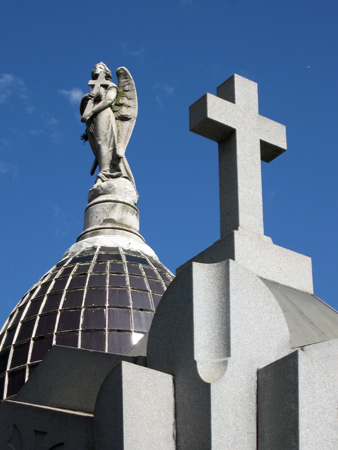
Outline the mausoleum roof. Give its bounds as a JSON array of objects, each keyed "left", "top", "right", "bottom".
[
  {"left": 0, "top": 62, "right": 176, "bottom": 402},
  {"left": 262, "top": 279, "right": 338, "bottom": 348},
  {"left": 0, "top": 240, "right": 173, "bottom": 400}
]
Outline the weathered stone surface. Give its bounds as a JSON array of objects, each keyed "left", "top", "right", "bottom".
[
  {"left": 81, "top": 63, "right": 137, "bottom": 186},
  {"left": 16, "top": 346, "right": 145, "bottom": 414},
  {"left": 79, "top": 63, "right": 143, "bottom": 244},
  {"left": 65, "top": 234, "right": 159, "bottom": 260},
  {"left": 78, "top": 175, "right": 143, "bottom": 242},
  {"left": 84, "top": 197, "right": 139, "bottom": 231},
  {"left": 0, "top": 400, "right": 93, "bottom": 449},
  {"left": 88, "top": 177, "right": 138, "bottom": 203},
  {"left": 80, "top": 194, "right": 142, "bottom": 242},
  {"left": 94, "top": 361, "right": 175, "bottom": 450}
]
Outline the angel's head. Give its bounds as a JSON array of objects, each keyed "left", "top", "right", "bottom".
[{"left": 91, "top": 62, "right": 112, "bottom": 80}]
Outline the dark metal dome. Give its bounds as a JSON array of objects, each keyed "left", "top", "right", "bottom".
[{"left": 0, "top": 244, "right": 173, "bottom": 400}]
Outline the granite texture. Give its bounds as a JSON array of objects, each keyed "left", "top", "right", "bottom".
[
  {"left": 94, "top": 361, "right": 175, "bottom": 450},
  {"left": 177, "top": 229, "right": 313, "bottom": 293},
  {"left": 148, "top": 259, "right": 291, "bottom": 449},
  {"left": 148, "top": 262, "right": 212, "bottom": 449},
  {"left": 303, "top": 338, "right": 338, "bottom": 391},
  {"left": 258, "top": 349, "right": 338, "bottom": 449},
  {"left": 190, "top": 74, "right": 286, "bottom": 238}
]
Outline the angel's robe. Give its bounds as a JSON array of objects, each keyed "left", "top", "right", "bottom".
[
  {"left": 81, "top": 76, "right": 136, "bottom": 188},
  {"left": 86, "top": 84, "right": 119, "bottom": 176}
]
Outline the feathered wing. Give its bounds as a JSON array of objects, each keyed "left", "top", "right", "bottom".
[{"left": 113, "top": 67, "right": 138, "bottom": 158}]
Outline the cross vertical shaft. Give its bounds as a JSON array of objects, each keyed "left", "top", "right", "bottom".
[{"left": 190, "top": 74, "right": 287, "bottom": 238}]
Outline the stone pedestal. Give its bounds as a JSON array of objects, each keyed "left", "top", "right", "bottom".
[
  {"left": 94, "top": 362, "right": 175, "bottom": 450},
  {"left": 78, "top": 177, "right": 144, "bottom": 242}
]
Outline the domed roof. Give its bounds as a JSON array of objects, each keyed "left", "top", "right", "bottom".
[
  {"left": 0, "top": 241, "right": 173, "bottom": 400},
  {"left": 0, "top": 62, "right": 175, "bottom": 401}
]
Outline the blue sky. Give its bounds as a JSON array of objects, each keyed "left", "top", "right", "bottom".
[{"left": 0, "top": 0, "right": 337, "bottom": 327}]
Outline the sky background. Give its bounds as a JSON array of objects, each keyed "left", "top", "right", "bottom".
[{"left": 0, "top": 0, "right": 337, "bottom": 327}]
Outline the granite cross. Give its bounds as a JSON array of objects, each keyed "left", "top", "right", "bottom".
[{"left": 189, "top": 74, "right": 287, "bottom": 238}]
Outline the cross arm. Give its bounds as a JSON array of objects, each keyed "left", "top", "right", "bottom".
[
  {"left": 258, "top": 115, "right": 287, "bottom": 162},
  {"left": 88, "top": 79, "right": 111, "bottom": 88},
  {"left": 189, "top": 93, "right": 238, "bottom": 142}
]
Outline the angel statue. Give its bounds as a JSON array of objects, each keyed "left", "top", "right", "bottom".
[{"left": 80, "top": 62, "right": 138, "bottom": 187}]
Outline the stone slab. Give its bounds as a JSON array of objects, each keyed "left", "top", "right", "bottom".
[
  {"left": 148, "top": 262, "right": 213, "bottom": 449},
  {"left": 0, "top": 399, "right": 93, "bottom": 449},
  {"left": 262, "top": 279, "right": 338, "bottom": 347},
  {"left": 148, "top": 259, "right": 290, "bottom": 449},
  {"left": 258, "top": 350, "right": 338, "bottom": 449},
  {"left": 258, "top": 351, "right": 299, "bottom": 449},
  {"left": 177, "top": 229, "right": 313, "bottom": 293},
  {"left": 207, "top": 260, "right": 290, "bottom": 449},
  {"left": 94, "top": 361, "right": 175, "bottom": 450},
  {"left": 16, "top": 345, "right": 145, "bottom": 413}
]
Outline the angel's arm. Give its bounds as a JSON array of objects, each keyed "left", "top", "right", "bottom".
[
  {"left": 80, "top": 92, "right": 93, "bottom": 116},
  {"left": 81, "top": 86, "right": 117, "bottom": 123}
]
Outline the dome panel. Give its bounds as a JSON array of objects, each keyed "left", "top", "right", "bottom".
[{"left": 0, "top": 245, "right": 173, "bottom": 400}]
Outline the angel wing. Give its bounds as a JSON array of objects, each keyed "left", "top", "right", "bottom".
[{"left": 113, "top": 67, "right": 138, "bottom": 158}]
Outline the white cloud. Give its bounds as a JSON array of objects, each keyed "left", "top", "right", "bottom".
[
  {"left": 163, "top": 85, "right": 175, "bottom": 96},
  {"left": 121, "top": 43, "right": 145, "bottom": 60},
  {"left": 51, "top": 204, "right": 70, "bottom": 236},
  {"left": 0, "top": 160, "right": 18, "bottom": 179},
  {"left": 0, "top": 73, "right": 28, "bottom": 103},
  {"left": 0, "top": 138, "right": 10, "bottom": 150},
  {"left": 26, "top": 105, "right": 35, "bottom": 114},
  {"left": 26, "top": 113, "right": 59, "bottom": 137},
  {"left": 155, "top": 94, "right": 165, "bottom": 112},
  {"left": 28, "top": 129, "right": 44, "bottom": 136},
  {"left": 153, "top": 84, "right": 175, "bottom": 111},
  {"left": 153, "top": 83, "right": 175, "bottom": 96},
  {"left": 59, "top": 88, "right": 84, "bottom": 106},
  {"left": 41, "top": 112, "right": 59, "bottom": 128}
]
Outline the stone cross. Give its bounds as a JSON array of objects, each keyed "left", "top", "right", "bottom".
[
  {"left": 189, "top": 74, "right": 287, "bottom": 238},
  {"left": 87, "top": 70, "right": 111, "bottom": 91},
  {"left": 83, "top": 71, "right": 111, "bottom": 117}
]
